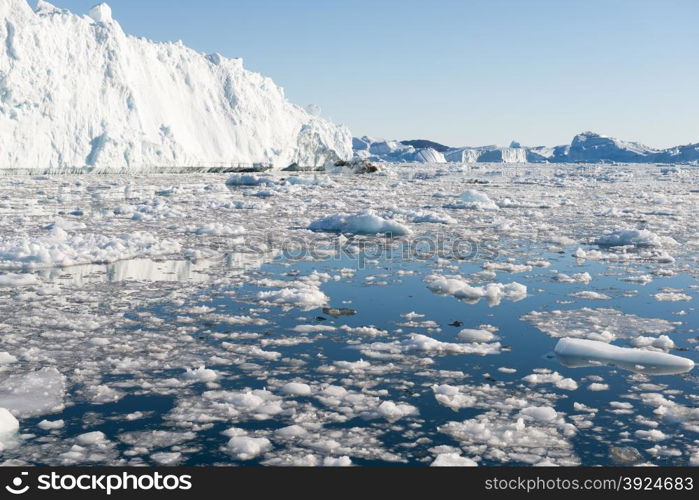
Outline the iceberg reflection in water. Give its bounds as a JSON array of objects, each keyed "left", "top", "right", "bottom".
[
  {"left": 555, "top": 338, "right": 695, "bottom": 376},
  {"left": 21, "top": 253, "right": 267, "bottom": 286}
]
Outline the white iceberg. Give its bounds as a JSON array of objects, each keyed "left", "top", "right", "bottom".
[
  {"left": 554, "top": 338, "right": 694, "bottom": 375},
  {"left": 0, "top": 0, "right": 351, "bottom": 172}
]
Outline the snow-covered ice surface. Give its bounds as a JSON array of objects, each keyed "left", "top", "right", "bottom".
[{"left": 0, "top": 163, "right": 697, "bottom": 466}]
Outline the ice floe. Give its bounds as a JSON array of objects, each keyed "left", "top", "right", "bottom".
[
  {"left": 555, "top": 338, "right": 694, "bottom": 375},
  {"left": 426, "top": 274, "right": 527, "bottom": 306},
  {"left": 308, "top": 210, "right": 411, "bottom": 236}
]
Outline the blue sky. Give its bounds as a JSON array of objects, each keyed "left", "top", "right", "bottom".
[{"left": 49, "top": 0, "right": 699, "bottom": 148}]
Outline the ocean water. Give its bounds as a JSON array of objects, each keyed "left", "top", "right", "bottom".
[
  {"left": 0, "top": 165, "right": 697, "bottom": 466},
  {"left": 6, "top": 241, "right": 697, "bottom": 466}
]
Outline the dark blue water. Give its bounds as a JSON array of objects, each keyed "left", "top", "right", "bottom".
[{"left": 16, "top": 241, "right": 696, "bottom": 466}]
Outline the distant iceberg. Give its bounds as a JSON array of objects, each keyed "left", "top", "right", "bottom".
[{"left": 354, "top": 131, "right": 699, "bottom": 165}]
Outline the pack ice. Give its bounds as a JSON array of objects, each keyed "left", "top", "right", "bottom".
[{"left": 0, "top": 1, "right": 352, "bottom": 172}]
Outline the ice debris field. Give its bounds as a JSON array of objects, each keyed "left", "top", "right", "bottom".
[{"left": 0, "top": 163, "right": 698, "bottom": 466}]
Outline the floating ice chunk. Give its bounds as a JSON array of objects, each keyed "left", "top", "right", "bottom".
[
  {"left": 630, "top": 335, "right": 675, "bottom": 351},
  {"left": 376, "top": 401, "right": 419, "bottom": 421},
  {"left": 412, "top": 212, "right": 456, "bottom": 224},
  {"left": 444, "top": 190, "right": 499, "bottom": 210},
  {"left": 225, "top": 174, "right": 274, "bottom": 187},
  {"left": 201, "top": 389, "right": 284, "bottom": 420},
  {"left": 76, "top": 431, "right": 107, "bottom": 446},
  {"left": 439, "top": 411, "right": 578, "bottom": 466},
  {"left": 654, "top": 292, "right": 691, "bottom": 302},
  {"left": 284, "top": 175, "right": 333, "bottom": 187},
  {"left": 274, "top": 425, "right": 308, "bottom": 439},
  {"left": 0, "top": 408, "right": 19, "bottom": 437},
  {"left": 432, "top": 384, "right": 477, "bottom": 410},
  {"left": 87, "top": 384, "right": 124, "bottom": 403},
  {"left": 635, "top": 429, "right": 667, "bottom": 442},
  {"left": 426, "top": 274, "right": 527, "bottom": 306},
  {"left": 457, "top": 328, "right": 496, "bottom": 343},
  {"left": 569, "top": 291, "right": 611, "bottom": 300},
  {"left": 522, "top": 371, "right": 578, "bottom": 391},
  {"left": 151, "top": 452, "right": 182, "bottom": 465},
  {"left": 401, "top": 334, "right": 501, "bottom": 355},
  {"left": 483, "top": 262, "right": 532, "bottom": 273},
  {"left": 226, "top": 436, "right": 272, "bottom": 460},
  {"left": 280, "top": 382, "right": 312, "bottom": 396},
  {"left": 308, "top": 210, "right": 411, "bottom": 236},
  {"left": 431, "top": 453, "right": 478, "bottom": 466},
  {"left": 0, "top": 352, "right": 18, "bottom": 365},
  {"left": 595, "top": 229, "right": 677, "bottom": 248},
  {"left": 38, "top": 419, "right": 65, "bottom": 431},
  {"left": 184, "top": 366, "right": 219, "bottom": 382},
  {"left": 292, "top": 324, "right": 336, "bottom": 333},
  {"left": 520, "top": 406, "right": 558, "bottom": 423},
  {"left": 322, "top": 456, "right": 352, "bottom": 466},
  {"left": 257, "top": 286, "right": 328, "bottom": 311},
  {"left": 0, "top": 368, "right": 66, "bottom": 418},
  {"left": 0, "top": 408, "right": 19, "bottom": 452},
  {"left": 189, "top": 223, "right": 245, "bottom": 237},
  {"left": 554, "top": 272, "right": 592, "bottom": 284},
  {"left": 522, "top": 308, "right": 674, "bottom": 342},
  {"left": 555, "top": 338, "right": 694, "bottom": 375}
]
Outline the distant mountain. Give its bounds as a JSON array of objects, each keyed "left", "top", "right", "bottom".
[
  {"left": 354, "top": 132, "right": 699, "bottom": 165},
  {"left": 400, "top": 140, "right": 451, "bottom": 153}
]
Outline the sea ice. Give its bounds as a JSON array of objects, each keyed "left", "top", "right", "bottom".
[
  {"left": 308, "top": 210, "right": 411, "bottom": 236},
  {"left": 426, "top": 274, "right": 527, "bottom": 306},
  {"left": 595, "top": 229, "right": 677, "bottom": 248},
  {"left": 0, "top": 368, "right": 66, "bottom": 418},
  {"left": 555, "top": 338, "right": 694, "bottom": 375},
  {"left": 444, "top": 190, "right": 499, "bottom": 210},
  {"left": 431, "top": 453, "right": 478, "bottom": 466}
]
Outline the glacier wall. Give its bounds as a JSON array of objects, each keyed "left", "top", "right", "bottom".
[{"left": 0, "top": 1, "right": 352, "bottom": 172}]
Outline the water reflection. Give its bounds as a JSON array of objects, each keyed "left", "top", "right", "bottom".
[{"left": 17, "top": 253, "right": 267, "bottom": 286}]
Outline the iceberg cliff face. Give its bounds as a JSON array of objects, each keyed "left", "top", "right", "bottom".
[
  {"left": 0, "top": 1, "right": 352, "bottom": 171},
  {"left": 565, "top": 132, "right": 657, "bottom": 163}
]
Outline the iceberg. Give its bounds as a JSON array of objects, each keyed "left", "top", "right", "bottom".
[
  {"left": 308, "top": 211, "right": 411, "bottom": 236},
  {"left": 554, "top": 338, "right": 695, "bottom": 375},
  {"left": 353, "top": 131, "right": 699, "bottom": 165},
  {"left": 0, "top": 1, "right": 351, "bottom": 172}
]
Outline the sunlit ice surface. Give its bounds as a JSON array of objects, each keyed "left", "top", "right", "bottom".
[{"left": 0, "top": 163, "right": 697, "bottom": 466}]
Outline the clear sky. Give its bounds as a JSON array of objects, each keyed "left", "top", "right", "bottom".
[{"left": 49, "top": 0, "right": 699, "bottom": 148}]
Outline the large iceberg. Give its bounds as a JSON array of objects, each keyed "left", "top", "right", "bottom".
[{"left": 0, "top": 1, "right": 352, "bottom": 172}]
